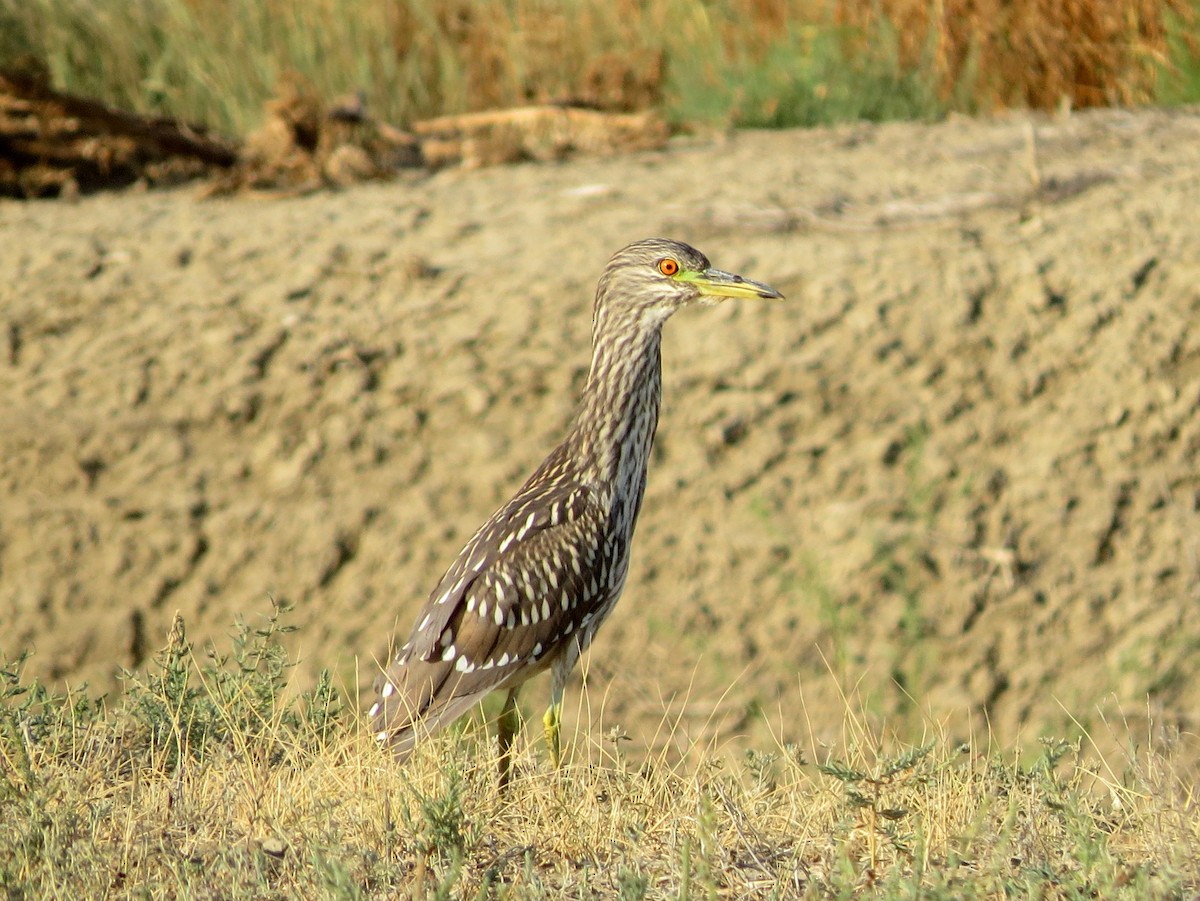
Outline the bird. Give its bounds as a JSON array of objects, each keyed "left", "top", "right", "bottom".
[{"left": 369, "top": 238, "right": 783, "bottom": 785}]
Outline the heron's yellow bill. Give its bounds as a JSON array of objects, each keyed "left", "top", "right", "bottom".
[{"left": 680, "top": 267, "right": 784, "bottom": 300}]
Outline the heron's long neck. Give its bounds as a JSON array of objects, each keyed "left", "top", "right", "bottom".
[{"left": 572, "top": 320, "right": 663, "bottom": 510}]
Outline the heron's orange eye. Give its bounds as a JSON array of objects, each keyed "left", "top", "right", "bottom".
[{"left": 658, "top": 258, "right": 679, "bottom": 276}]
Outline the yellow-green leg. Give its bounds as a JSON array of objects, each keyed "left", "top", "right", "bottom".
[
  {"left": 544, "top": 649, "right": 574, "bottom": 769},
  {"left": 497, "top": 687, "right": 521, "bottom": 789},
  {"left": 542, "top": 701, "right": 562, "bottom": 768}
]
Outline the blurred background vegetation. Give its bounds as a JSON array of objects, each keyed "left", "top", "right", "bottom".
[{"left": 1, "top": 0, "right": 1198, "bottom": 137}]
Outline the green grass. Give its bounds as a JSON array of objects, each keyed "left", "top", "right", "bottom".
[
  {"left": 0, "top": 0, "right": 412, "bottom": 136},
  {"left": 2, "top": 605, "right": 1197, "bottom": 898},
  {"left": 1160, "top": 2, "right": 1200, "bottom": 104},
  {"left": 669, "top": 19, "right": 943, "bottom": 130}
]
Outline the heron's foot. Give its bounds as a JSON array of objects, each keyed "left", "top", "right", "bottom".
[{"left": 542, "top": 702, "right": 562, "bottom": 769}]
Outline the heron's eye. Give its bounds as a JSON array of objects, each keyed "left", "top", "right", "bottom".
[{"left": 658, "top": 258, "right": 679, "bottom": 276}]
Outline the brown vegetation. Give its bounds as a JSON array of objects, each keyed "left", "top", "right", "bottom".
[{"left": 838, "top": 0, "right": 1197, "bottom": 108}]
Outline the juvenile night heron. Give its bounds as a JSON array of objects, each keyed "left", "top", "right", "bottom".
[{"left": 370, "top": 238, "right": 782, "bottom": 783}]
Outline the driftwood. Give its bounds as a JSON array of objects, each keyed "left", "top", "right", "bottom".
[
  {"left": 412, "top": 106, "right": 668, "bottom": 169},
  {"left": 1, "top": 61, "right": 669, "bottom": 198},
  {"left": 200, "top": 73, "right": 423, "bottom": 198},
  {"left": 0, "top": 61, "right": 238, "bottom": 198}
]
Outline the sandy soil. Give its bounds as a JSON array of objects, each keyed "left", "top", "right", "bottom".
[{"left": 3, "top": 107, "right": 1199, "bottom": 765}]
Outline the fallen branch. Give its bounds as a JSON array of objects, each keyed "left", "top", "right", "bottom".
[{"left": 0, "top": 62, "right": 237, "bottom": 197}]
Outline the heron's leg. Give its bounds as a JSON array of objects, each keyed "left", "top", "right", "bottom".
[
  {"left": 543, "top": 683, "right": 563, "bottom": 769},
  {"left": 497, "top": 686, "right": 522, "bottom": 789},
  {"left": 544, "top": 643, "right": 579, "bottom": 769}
]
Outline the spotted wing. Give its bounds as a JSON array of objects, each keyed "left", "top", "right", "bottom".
[{"left": 370, "top": 470, "right": 616, "bottom": 760}]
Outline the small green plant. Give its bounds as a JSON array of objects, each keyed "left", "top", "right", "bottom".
[
  {"left": 744, "top": 747, "right": 780, "bottom": 792},
  {"left": 0, "top": 652, "right": 105, "bottom": 792},
  {"left": 693, "top": 789, "right": 722, "bottom": 901},
  {"left": 418, "top": 764, "right": 471, "bottom": 866},
  {"left": 393, "top": 755, "right": 483, "bottom": 898},
  {"left": 121, "top": 598, "right": 344, "bottom": 770},
  {"left": 819, "top": 742, "right": 935, "bottom": 878},
  {"left": 617, "top": 864, "right": 649, "bottom": 901}
]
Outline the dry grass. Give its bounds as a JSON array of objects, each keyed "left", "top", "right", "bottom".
[
  {"left": 837, "top": 0, "right": 1198, "bottom": 109},
  {"left": 0, "top": 0, "right": 1196, "bottom": 137},
  {"left": 3, "top": 605, "right": 1198, "bottom": 898}
]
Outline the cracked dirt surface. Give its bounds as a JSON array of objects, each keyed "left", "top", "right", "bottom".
[{"left": 3, "top": 107, "right": 1199, "bottom": 764}]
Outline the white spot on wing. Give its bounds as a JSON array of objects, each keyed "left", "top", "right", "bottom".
[
  {"left": 382, "top": 682, "right": 395, "bottom": 698},
  {"left": 369, "top": 702, "right": 380, "bottom": 717},
  {"left": 494, "top": 605, "right": 504, "bottom": 626},
  {"left": 456, "top": 655, "right": 474, "bottom": 673},
  {"left": 442, "top": 644, "right": 456, "bottom": 662},
  {"left": 376, "top": 730, "right": 390, "bottom": 742},
  {"left": 541, "top": 598, "right": 551, "bottom": 621},
  {"left": 519, "top": 511, "right": 537, "bottom": 538}
]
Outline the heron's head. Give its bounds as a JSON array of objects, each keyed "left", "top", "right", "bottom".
[{"left": 595, "top": 238, "right": 783, "bottom": 330}]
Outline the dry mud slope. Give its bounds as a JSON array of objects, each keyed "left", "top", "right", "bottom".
[{"left": 3, "top": 108, "right": 1199, "bottom": 766}]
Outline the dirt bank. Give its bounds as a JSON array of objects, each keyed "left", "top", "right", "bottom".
[{"left": 3, "top": 107, "right": 1199, "bottom": 765}]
